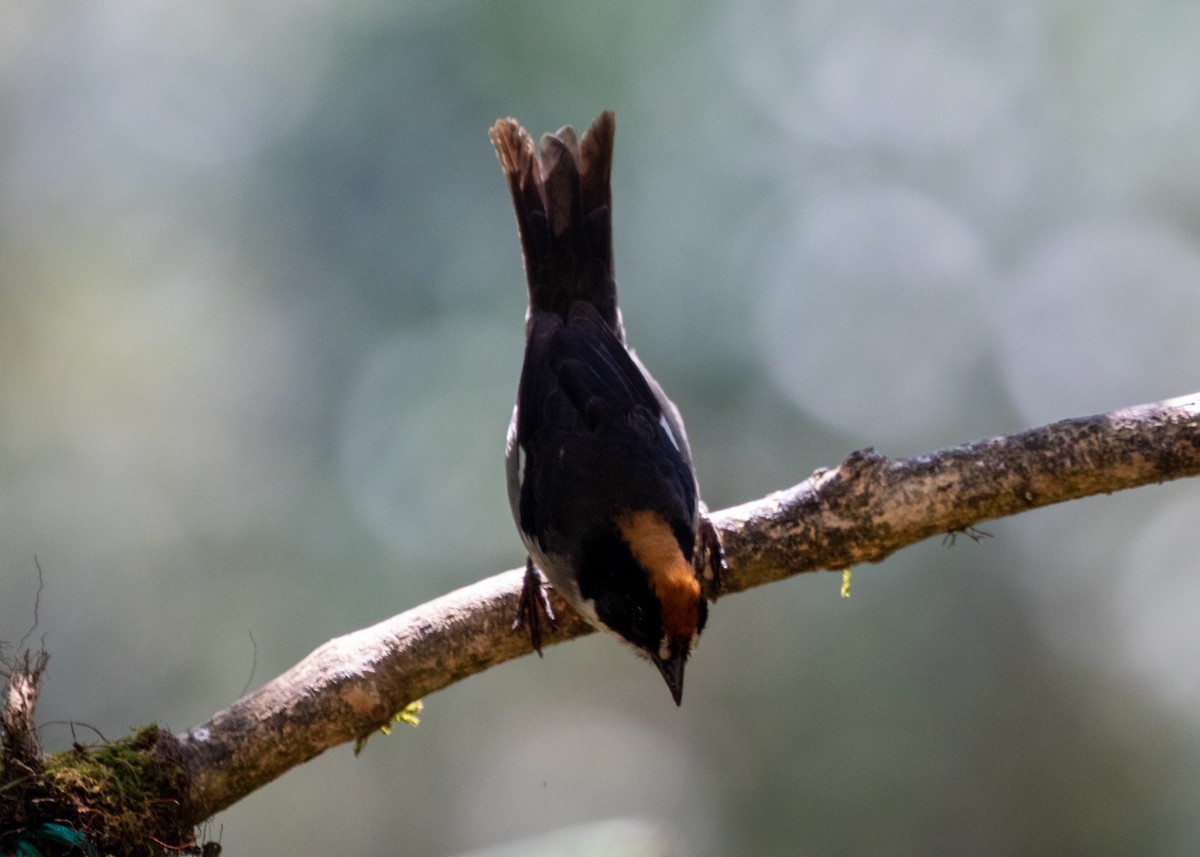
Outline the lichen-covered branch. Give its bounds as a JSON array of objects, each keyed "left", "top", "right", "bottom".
[
  {"left": 173, "top": 392, "right": 1200, "bottom": 823},
  {"left": 718, "top": 392, "right": 1200, "bottom": 588},
  {"left": 177, "top": 571, "right": 595, "bottom": 821},
  {"left": 4, "top": 393, "right": 1199, "bottom": 848}
]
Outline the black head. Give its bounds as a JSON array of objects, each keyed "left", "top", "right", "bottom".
[{"left": 579, "top": 509, "right": 707, "bottom": 705}]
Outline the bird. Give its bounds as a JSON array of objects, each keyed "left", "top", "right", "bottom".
[{"left": 490, "top": 111, "right": 725, "bottom": 705}]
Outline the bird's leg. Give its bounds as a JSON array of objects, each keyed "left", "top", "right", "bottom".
[
  {"left": 514, "top": 556, "right": 556, "bottom": 656},
  {"left": 696, "top": 511, "right": 727, "bottom": 600}
]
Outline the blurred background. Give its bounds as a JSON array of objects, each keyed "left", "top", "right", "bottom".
[{"left": 3, "top": 0, "right": 1200, "bottom": 854}]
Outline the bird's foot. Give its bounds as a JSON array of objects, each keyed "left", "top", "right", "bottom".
[
  {"left": 514, "top": 557, "right": 557, "bottom": 656},
  {"left": 696, "top": 512, "right": 727, "bottom": 600}
]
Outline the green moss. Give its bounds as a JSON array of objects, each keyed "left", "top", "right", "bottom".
[{"left": 36, "top": 725, "right": 195, "bottom": 857}]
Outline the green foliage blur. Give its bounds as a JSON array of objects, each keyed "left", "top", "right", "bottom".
[{"left": 3, "top": 1, "right": 1200, "bottom": 854}]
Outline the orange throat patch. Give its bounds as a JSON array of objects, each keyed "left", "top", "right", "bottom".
[{"left": 615, "top": 510, "right": 700, "bottom": 641}]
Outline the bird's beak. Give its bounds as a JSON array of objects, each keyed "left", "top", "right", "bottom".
[{"left": 652, "top": 651, "right": 686, "bottom": 706}]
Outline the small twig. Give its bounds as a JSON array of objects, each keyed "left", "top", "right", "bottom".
[
  {"left": 238, "top": 631, "right": 258, "bottom": 699},
  {"left": 39, "top": 720, "right": 111, "bottom": 746},
  {"left": 942, "top": 527, "right": 992, "bottom": 547},
  {"left": 16, "top": 556, "right": 45, "bottom": 654}
]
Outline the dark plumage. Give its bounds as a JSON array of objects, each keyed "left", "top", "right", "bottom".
[{"left": 491, "top": 112, "right": 724, "bottom": 705}]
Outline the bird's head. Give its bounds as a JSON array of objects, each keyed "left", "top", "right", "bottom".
[{"left": 580, "top": 509, "right": 707, "bottom": 705}]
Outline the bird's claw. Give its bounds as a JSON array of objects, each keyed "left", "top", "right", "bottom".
[
  {"left": 514, "top": 557, "right": 556, "bottom": 656},
  {"left": 696, "top": 512, "right": 727, "bottom": 600}
]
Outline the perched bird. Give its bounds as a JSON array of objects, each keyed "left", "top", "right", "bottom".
[{"left": 490, "top": 111, "right": 725, "bottom": 705}]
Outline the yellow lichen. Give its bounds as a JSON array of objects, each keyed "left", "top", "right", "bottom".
[{"left": 354, "top": 700, "right": 424, "bottom": 755}]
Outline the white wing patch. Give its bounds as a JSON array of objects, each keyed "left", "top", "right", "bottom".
[
  {"left": 517, "top": 443, "right": 527, "bottom": 488},
  {"left": 659, "top": 414, "right": 680, "bottom": 451}
]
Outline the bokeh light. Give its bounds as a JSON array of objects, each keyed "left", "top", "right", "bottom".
[
  {"left": 755, "top": 185, "right": 994, "bottom": 444},
  {"left": 3, "top": 2, "right": 1200, "bottom": 855},
  {"left": 1000, "top": 220, "right": 1200, "bottom": 423}
]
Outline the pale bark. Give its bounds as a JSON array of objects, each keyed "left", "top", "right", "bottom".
[{"left": 170, "top": 392, "right": 1200, "bottom": 821}]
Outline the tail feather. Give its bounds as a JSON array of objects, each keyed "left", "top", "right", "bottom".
[{"left": 491, "top": 112, "right": 620, "bottom": 336}]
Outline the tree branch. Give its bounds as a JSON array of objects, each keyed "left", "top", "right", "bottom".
[
  {"left": 6, "top": 394, "right": 1197, "bottom": 847},
  {"left": 169, "top": 392, "right": 1200, "bottom": 823},
  {"left": 1, "top": 650, "right": 48, "bottom": 778},
  {"left": 719, "top": 391, "right": 1200, "bottom": 587}
]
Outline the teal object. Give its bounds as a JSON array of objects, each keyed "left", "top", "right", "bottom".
[{"left": 0, "top": 822, "right": 95, "bottom": 857}]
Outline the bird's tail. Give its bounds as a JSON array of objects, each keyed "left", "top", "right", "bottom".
[{"left": 490, "top": 112, "right": 620, "bottom": 337}]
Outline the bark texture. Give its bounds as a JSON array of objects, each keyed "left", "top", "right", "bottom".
[
  {"left": 4, "top": 394, "right": 1198, "bottom": 841},
  {"left": 170, "top": 392, "right": 1200, "bottom": 822}
]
